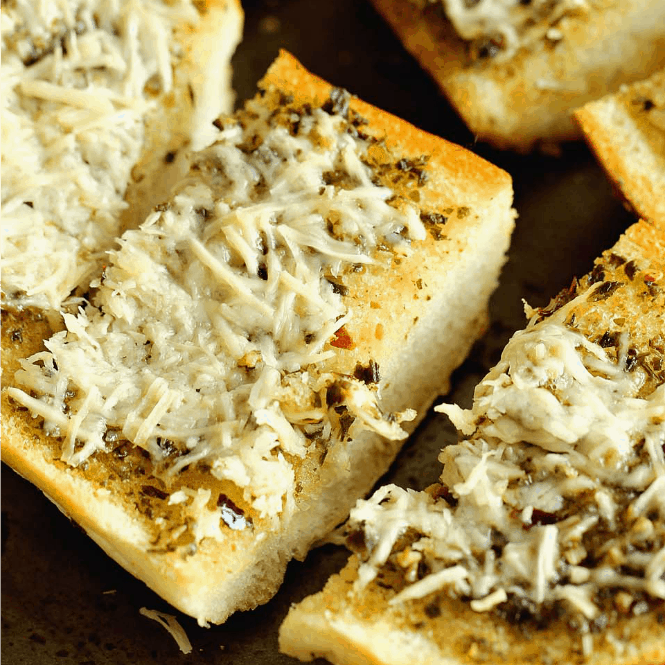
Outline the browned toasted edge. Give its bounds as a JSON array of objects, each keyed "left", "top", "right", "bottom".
[
  {"left": 262, "top": 50, "right": 512, "bottom": 198},
  {"left": 574, "top": 69, "right": 665, "bottom": 226},
  {"left": 368, "top": 0, "right": 665, "bottom": 152},
  {"left": 279, "top": 216, "right": 665, "bottom": 665},
  {"left": 1, "top": 49, "right": 515, "bottom": 625},
  {"left": 280, "top": 556, "right": 665, "bottom": 665}
]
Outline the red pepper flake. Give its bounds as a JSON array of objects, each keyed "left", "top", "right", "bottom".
[
  {"left": 330, "top": 325, "right": 354, "bottom": 349},
  {"left": 644, "top": 274, "right": 656, "bottom": 283}
]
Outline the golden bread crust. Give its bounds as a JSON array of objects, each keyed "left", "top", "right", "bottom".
[{"left": 574, "top": 69, "right": 665, "bottom": 226}]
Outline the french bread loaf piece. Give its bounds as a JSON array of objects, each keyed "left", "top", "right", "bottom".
[
  {"left": 574, "top": 68, "right": 665, "bottom": 225},
  {"left": 368, "top": 0, "right": 665, "bottom": 152},
  {"left": 1, "top": 50, "right": 515, "bottom": 626},
  {"left": 280, "top": 216, "right": 665, "bottom": 665},
  {"left": 1, "top": 0, "right": 243, "bottom": 312}
]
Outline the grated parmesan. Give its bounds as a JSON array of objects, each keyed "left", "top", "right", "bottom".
[
  {"left": 347, "top": 296, "right": 665, "bottom": 633},
  {"left": 1, "top": 0, "right": 206, "bottom": 311},
  {"left": 11, "top": 91, "right": 420, "bottom": 531}
]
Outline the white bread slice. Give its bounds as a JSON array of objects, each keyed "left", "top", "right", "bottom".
[
  {"left": 1, "top": 0, "right": 243, "bottom": 311},
  {"left": 1, "top": 51, "right": 516, "bottom": 626},
  {"left": 574, "top": 68, "right": 665, "bottom": 225},
  {"left": 279, "top": 216, "right": 665, "bottom": 665},
  {"left": 368, "top": 0, "right": 665, "bottom": 152}
]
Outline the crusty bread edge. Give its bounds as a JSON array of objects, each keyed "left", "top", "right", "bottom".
[{"left": 265, "top": 50, "right": 512, "bottom": 199}]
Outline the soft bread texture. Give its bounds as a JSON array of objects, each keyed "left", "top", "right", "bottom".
[
  {"left": 368, "top": 0, "right": 665, "bottom": 152},
  {"left": 1, "top": 51, "right": 515, "bottom": 626},
  {"left": 1, "top": 0, "right": 243, "bottom": 311},
  {"left": 121, "top": 0, "right": 244, "bottom": 231},
  {"left": 279, "top": 217, "right": 665, "bottom": 665},
  {"left": 574, "top": 68, "right": 665, "bottom": 226}
]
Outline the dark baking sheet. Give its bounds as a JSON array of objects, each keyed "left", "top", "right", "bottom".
[{"left": 1, "top": 1, "right": 635, "bottom": 663}]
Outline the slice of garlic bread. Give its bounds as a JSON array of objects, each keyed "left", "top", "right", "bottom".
[
  {"left": 368, "top": 0, "right": 665, "bottom": 152},
  {"left": 280, "top": 216, "right": 665, "bottom": 665},
  {"left": 1, "top": 0, "right": 243, "bottom": 312},
  {"left": 1, "top": 51, "right": 515, "bottom": 626},
  {"left": 575, "top": 68, "right": 665, "bottom": 225}
]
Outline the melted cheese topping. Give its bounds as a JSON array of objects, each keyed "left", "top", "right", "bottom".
[
  {"left": 414, "top": 0, "right": 590, "bottom": 60},
  {"left": 349, "top": 298, "right": 665, "bottom": 629},
  {"left": 1, "top": 0, "right": 199, "bottom": 310},
  {"left": 10, "top": 98, "right": 420, "bottom": 527}
]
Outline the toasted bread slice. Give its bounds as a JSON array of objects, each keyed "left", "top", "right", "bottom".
[
  {"left": 1, "top": 0, "right": 243, "bottom": 311},
  {"left": 279, "top": 216, "right": 665, "bottom": 664},
  {"left": 574, "top": 68, "right": 665, "bottom": 225},
  {"left": 1, "top": 51, "right": 515, "bottom": 626},
  {"left": 368, "top": 0, "right": 665, "bottom": 152}
]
